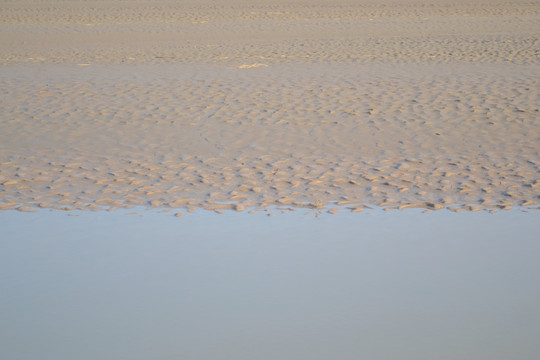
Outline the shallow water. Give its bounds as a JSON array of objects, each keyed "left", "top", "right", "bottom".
[{"left": 1, "top": 209, "right": 539, "bottom": 360}]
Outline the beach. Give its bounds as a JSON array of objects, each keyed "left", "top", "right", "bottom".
[
  {"left": 1, "top": 0, "right": 539, "bottom": 213},
  {"left": 2, "top": 2, "right": 540, "bottom": 359}
]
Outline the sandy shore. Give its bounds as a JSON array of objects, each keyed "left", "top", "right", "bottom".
[{"left": 1, "top": 0, "right": 539, "bottom": 213}]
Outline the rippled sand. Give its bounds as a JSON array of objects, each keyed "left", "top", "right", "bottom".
[{"left": 1, "top": 0, "right": 539, "bottom": 213}]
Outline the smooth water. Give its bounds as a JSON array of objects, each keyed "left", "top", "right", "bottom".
[{"left": 1, "top": 208, "right": 539, "bottom": 360}]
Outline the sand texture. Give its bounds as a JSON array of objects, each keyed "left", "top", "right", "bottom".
[{"left": 1, "top": 0, "right": 539, "bottom": 213}]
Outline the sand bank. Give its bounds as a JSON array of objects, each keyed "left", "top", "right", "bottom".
[{"left": 0, "top": 1, "right": 539, "bottom": 213}]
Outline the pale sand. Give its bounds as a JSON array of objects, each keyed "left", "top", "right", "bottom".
[{"left": 0, "top": 0, "right": 539, "bottom": 213}]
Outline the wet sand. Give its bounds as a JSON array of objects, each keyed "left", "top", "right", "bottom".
[{"left": 1, "top": 0, "right": 539, "bottom": 213}]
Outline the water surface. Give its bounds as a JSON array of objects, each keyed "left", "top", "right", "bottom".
[{"left": 1, "top": 209, "right": 539, "bottom": 360}]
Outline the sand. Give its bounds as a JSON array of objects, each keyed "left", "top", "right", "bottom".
[{"left": 0, "top": 0, "right": 539, "bottom": 213}]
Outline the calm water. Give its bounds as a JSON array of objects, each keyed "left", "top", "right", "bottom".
[{"left": 1, "top": 208, "right": 539, "bottom": 360}]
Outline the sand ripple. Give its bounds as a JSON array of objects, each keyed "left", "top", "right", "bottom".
[
  {"left": 1, "top": 1, "right": 539, "bottom": 213},
  {"left": 1, "top": 62, "right": 538, "bottom": 213},
  {"left": 1, "top": 1, "right": 539, "bottom": 65}
]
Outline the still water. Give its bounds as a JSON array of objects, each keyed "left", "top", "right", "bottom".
[{"left": 1, "top": 208, "right": 539, "bottom": 360}]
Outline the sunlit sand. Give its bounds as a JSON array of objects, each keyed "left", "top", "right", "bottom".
[{"left": 1, "top": 0, "right": 539, "bottom": 213}]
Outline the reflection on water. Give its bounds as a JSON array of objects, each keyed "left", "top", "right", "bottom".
[{"left": 1, "top": 209, "right": 539, "bottom": 360}]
